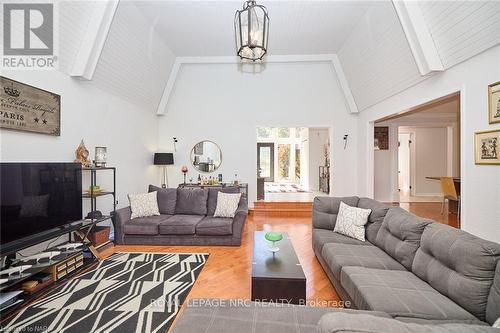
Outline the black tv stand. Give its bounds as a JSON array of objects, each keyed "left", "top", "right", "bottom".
[
  {"left": 0, "top": 222, "right": 99, "bottom": 321},
  {"left": 1, "top": 221, "right": 88, "bottom": 258}
]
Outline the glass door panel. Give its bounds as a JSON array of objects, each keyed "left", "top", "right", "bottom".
[{"left": 257, "top": 143, "right": 274, "bottom": 182}]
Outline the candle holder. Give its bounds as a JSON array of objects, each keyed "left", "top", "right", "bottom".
[
  {"left": 265, "top": 232, "right": 283, "bottom": 253},
  {"left": 181, "top": 165, "right": 188, "bottom": 184}
]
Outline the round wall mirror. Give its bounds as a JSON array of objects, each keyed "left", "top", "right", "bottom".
[{"left": 190, "top": 140, "right": 222, "bottom": 173}]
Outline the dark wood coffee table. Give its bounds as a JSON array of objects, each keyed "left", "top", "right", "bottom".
[{"left": 251, "top": 231, "right": 306, "bottom": 304}]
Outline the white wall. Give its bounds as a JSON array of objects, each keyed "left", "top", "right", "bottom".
[
  {"left": 358, "top": 45, "right": 500, "bottom": 242},
  {"left": 308, "top": 128, "right": 329, "bottom": 191},
  {"left": 158, "top": 62, "right": 358, "bottom": 204},
  {"left": 0, "top": 70, "right": 159, "bottom": 220},
  {"left": 374, "top": 125, "right": 399, "bottom": 202}
]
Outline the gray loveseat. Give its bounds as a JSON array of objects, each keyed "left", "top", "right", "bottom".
[{"left": 113, "top": 185, "right": 247, "bottom": 246}]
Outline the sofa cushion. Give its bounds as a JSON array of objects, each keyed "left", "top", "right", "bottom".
[
  {"left": 374, "top": 207, "right": 432, "bottom": 270},
  {"left": 340, "top": 266, "right": 478, "bottom": 322},
  {"left": 412, "top": 223, "right": 500, "bottom": 324},
  {"left": 158, "top": 215, "right": 204, "bottom": 235},
  {"left": 313, "top": 196, "right": 359, "bottom": 230},
  {"left": 123, "top": 215, "right": 172, "bottom": 235},
  {"left": 312, "top": 229, "right": 372, "bottom": 255},
  {"left": 333, "top": 202, "right": 371, "bottom": 242},
  {"left": 318, "top": 312, "right": 495, "bottom": 333},
  {"left": 321, "top": 243, "right": 406, "bottom": 280},
  {"left": 207, "top": 187, "right": 240, "bottom": 216},
  {"left": 148, "top": 185, "right": 177, "bottom": 215},
  {"left": 357, "top": 197, "right": 390, "bottom": 244},
  {"left": 128, "top": 192, "right": 160, "bottom": 219},
  {"left": 175, "top": 188, "right": 209, "bottom": 215},
  {"left": 196, "top": 216, "right": 233, "bottom": 236}
]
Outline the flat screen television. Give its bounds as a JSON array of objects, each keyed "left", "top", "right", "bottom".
[{"left": 0, "top": 163, "right": 82, "bottom": 251}]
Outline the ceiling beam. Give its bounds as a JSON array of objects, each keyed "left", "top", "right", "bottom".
[
  {"left": 156, "top": 54, "right": 359, "bottom": 115},
  {"left": 70, "top": 0, "right": 119, "bottom": 80},
  {"left": 393, "top": 0, "right": 444, "bottom": 76}
]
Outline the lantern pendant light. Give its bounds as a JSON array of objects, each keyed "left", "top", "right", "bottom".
[{"left": 234, "top": 1, "right": 270, "bottom": 61}]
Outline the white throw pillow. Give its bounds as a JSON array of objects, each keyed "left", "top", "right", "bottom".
[
  {"left": 493, "top": 317, "right": 500, "bottom": 328},
  {"left": 333, "top": 201, "right": 371, "bottom": 241},
  {"left": 213, "top": 192, "right": 242, "bottom": 218},
  {"left": 128, "top": 192, "right": 160, "bottom": 219}
]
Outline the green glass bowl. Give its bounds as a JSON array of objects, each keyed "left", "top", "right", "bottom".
[{"left": 265, "top": 232, "right": 283, "bottom": 242}]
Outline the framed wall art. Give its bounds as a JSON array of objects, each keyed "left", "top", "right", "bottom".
[
  {"left": 374, "top": 126, "right": 389, "bottom": 150},
  {"left": 0, "top": 76, "right": 60, "bottom": 136},
  {"left": 489, "top": 81, "right": 500, "bottom": 124},
  {"left": 474, "top": 129, "right": 500, "bottom": 165}
]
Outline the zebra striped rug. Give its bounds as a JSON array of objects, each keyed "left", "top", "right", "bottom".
[{"left": 3, "top": 252, "right": 209, "bottom": 333}]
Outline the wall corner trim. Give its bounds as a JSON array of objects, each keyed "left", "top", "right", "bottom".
[
  {"left": 392, "top": 0, "right": 444, "bottom": 76},
  {"left": 70, "top": 0, "right": 119, "bottom": 80},
  {"left": 156, "top": 54, "right": 359, "bottom": 115}
]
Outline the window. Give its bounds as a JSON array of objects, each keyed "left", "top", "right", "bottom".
[
  {"left": 278, "top": 144, "right": 290, "bottom": 179},
  {"left": 295, "top": 144, "right": 301, "bottom": 181},
  {"left": 278, "top": 128, "right": 290, "bottom": 138},
  {"left": 257, "top": 127, "right": 272, "bottom": 138}
]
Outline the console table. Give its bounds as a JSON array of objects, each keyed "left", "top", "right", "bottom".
[{"left": 178, "top": 183, "right": 248, "bottom": 199}]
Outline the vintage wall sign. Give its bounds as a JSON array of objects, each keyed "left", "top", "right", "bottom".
[{"left": 0, "top": 76, "right": 60, "bottom": 136}]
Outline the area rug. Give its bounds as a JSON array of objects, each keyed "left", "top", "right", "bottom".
[
  {"left": 3, "top": 252, "right": 208, "bottom": 333},
  {"left": 265, "top": 182, "right": 310, "bottom": 193}
]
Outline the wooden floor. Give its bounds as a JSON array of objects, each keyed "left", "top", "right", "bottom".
[
  {"left": 101, "top": 201, "right": 458, "bottom": 303},
  {"left": 101, "top": 214, "right": 340, "bottom": 305},
  {"left": 99, "top": 201, "right": 458, "bottom": 331}
]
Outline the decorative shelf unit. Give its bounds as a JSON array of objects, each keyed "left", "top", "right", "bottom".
[{"left": 80, "top": 167, "right": 116, "bottom": 253}]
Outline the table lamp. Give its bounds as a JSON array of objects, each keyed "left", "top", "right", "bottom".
[{"left": 154, "top": 153, "right": 174, "bottom": 188}]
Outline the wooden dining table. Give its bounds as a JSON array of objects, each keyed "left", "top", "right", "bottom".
[{"left": 426, "top": 177, "right": 461, "bottom": 214}]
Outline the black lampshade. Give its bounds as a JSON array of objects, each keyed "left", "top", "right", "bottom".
[{"left": 154, "top": 153, "right": 174, "bottom": 165}]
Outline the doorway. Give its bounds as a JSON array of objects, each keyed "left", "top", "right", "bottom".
[
  {"left": 256, "top": 127, "right": 330, "bottom": 202},
  {"left": 398, "top": 132, "right": 412, "bottom": 199},
  {"left": 257, "top": 143, "right": 274, "bottom": 182}
]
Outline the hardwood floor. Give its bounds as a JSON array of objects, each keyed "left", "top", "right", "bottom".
[
  {"left": 100, "top": 214, "right": 340, "bottom": 306},
  {"left": 98, "top": 200, "right": 457, "bottom": 332},
  {"left": 100, "top": 201, "right": 457, "bottom": 304}
]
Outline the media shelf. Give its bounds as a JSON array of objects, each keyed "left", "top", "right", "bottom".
[
  {"left": 0, "top": 248, "right": 92, "bottom": 291},
  {"left": 0, "top": 255, "right": 97, "bottom": 322}
]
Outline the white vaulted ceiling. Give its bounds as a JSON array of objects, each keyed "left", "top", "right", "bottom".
[
  {"left": 136, "top": 1, "right": 373, "bottom": 56},
  {"left": 58, "top": 1, "right": 500, "bottom": 113}
]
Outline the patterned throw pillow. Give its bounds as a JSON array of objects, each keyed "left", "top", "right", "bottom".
[
  {"left": 213, "top": 192, "right": 242, "bottom": 218},
  {"left": 128, "top": 192, "right": 160, "bottom": 219},
  {"left": 334, "top": 201, "right": 372, "bottom": 241}
]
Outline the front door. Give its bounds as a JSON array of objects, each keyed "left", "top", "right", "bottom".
[{"left": 257, "top": 143, "right": 274, "bottom": 182}]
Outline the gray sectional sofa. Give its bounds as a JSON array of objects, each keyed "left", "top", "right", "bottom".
[
  {"left": 113, "top": 185, "right": 247, "bottom": 246},
  {"left": 171, "top": 196, "right": 500, "bottom": 332},
  {"left": 312, "top": 196, "right": 500, "bottom": 328}
]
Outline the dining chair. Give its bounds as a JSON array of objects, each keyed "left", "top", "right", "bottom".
[{"left": 440, "top": 177, "right": 460, "bottom": 219}]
